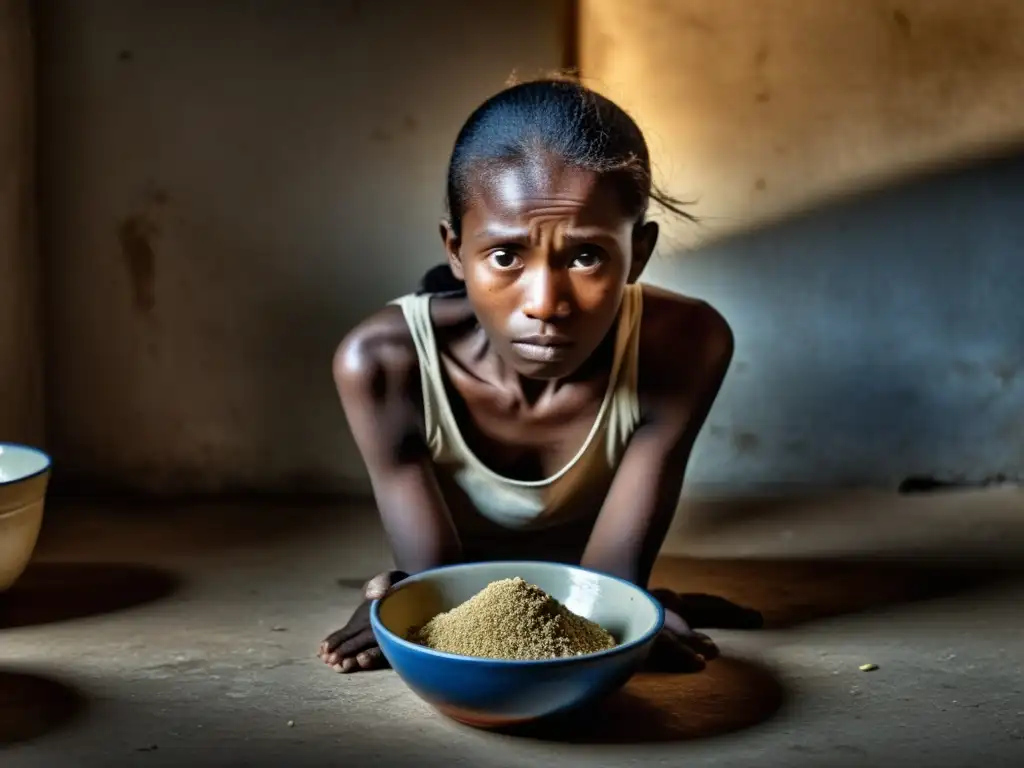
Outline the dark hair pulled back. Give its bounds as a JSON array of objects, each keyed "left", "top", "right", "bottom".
[{"left": 418, "top": 77, "right": 694, "bottom": 295}]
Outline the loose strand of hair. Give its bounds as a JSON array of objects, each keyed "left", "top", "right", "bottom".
[{"left": 651, "top": 185, "right": 701, "bottom": 224}]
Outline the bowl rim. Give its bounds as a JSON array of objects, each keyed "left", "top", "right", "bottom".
[
  {"left": 369, "top": 560, "right": 666, "bottom": 667},
  {"left": 0, "top": 443, "right": 52, "bottom": 487},
  {"left": 0, "top": 501, "right": 45, "bottom": 520}
]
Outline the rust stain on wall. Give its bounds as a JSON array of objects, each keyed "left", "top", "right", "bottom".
[
  {"left": 732, "top": 431, "right": 761, "bottom": 454},
  {"left": 118, "top": 214, "right": 158, "bottom": 313},
  {"left": 892, "top": 9, "right": 913, "bottom": 38},
  {"left": 992, "top": 361, "right": 1019, "bottom": 386},
  {"left": 370, "top": 116, "right": 421, "bottom": 143},
  {"left": 754, "top": 43, "right": 770, "bottom": 68}
]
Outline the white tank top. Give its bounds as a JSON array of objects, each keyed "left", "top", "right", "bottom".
[{"left": 389, "top": 284, "right": 645, "bottom": 533}]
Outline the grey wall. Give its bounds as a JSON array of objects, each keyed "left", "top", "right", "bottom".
[
  {"left": 581, "top": 0, "right": 1024, "bottom": 493},
  {"left": 38, "top": 0, "right": 569, "bottom": 493},
  {"left": 34, "top": 0, "right": 1024, "bottom": 496},
  {"left": 645, "top": 153, "right": 1024, "bottom": 492},
  {"left": 0, "top": 0, "right": 43, "bottom": 448}
]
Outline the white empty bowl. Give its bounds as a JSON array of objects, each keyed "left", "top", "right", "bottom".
[{"left": 0, "top": 443, "right": 51, "bottom": 592}]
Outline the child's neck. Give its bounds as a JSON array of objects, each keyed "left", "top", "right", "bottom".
[{"left": 481, "top": 324, "right": 616, "bottom": 411}]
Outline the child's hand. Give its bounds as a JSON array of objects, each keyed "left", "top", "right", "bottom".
[
  {"left": 317, "top": 570, "right": 408, "bottom": 673},
  {"left": 646, "top": 588, "right": 763, "bottom": 672},
  {"left": 647, "top": 607, "right": 719, "bottom": 672}
]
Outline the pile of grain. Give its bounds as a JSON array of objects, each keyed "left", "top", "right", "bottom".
[{"left": 408, "top": 577, "right": 616, "bottom": 660}]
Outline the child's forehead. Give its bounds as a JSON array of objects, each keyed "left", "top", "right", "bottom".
[{"left": 464, "top": 162, "right": 630, "bottom": 230}]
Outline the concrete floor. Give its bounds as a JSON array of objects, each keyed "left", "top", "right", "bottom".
[{"left": 2, "top": 488, "right": 1023, "bottom": 767}]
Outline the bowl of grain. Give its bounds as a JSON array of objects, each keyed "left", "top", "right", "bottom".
[
  {"left": 0, "top": 443, "right": 51, "bottom": 592},
  {"left": 370, "top": 561, "right": 664, "bottom": 728}
]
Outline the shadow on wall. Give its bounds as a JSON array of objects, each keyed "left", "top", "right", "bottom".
[
  {"left": 35, "top": 0, "right": 572, "bottom": 497},
  {"left": 655, "top": 144, "right": 1024, "bottom": 494}
]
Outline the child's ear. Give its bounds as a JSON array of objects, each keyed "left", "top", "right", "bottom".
[
  {"left": 628, "top": 220, "right": 658, "bottom": 282},
  {"left": 440, "top": 219, "right": 464, "bottom": 279}
]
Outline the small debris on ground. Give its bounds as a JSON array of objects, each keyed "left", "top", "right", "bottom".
[
  {"left": 287, "top": 720, "right": 296, "bottom": 728},
  {"left": 271, "top": 626, "right": 288, "bottom": 632},
  {"left": 860, "top": 663, "right": 879, "bottom": 672},
  {"left": 137, "top": 745, "right": 158, "bottom": 752}
]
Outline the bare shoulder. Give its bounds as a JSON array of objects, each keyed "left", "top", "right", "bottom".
[
  {"left": 636, "top": 284, "right": 734, "bottom": 414},
  {"left": 333, "top": 297, "right": 474, "bottom": 467},
  {"left": 332, "top": 305, "right": 419, "bottom": 405},
  {"left": 332, "top": 295, "right": 474, "bottom": 407},
  {"left": 639, "top": 285, "right": 733, "bottom": 368}
]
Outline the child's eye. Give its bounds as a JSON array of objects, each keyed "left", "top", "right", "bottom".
[
  {"left": 489, "top": 250, "right": 521, "bottom": 270},
  {"left": 570, "top": 250, "right": 603, "bottom": 269}
]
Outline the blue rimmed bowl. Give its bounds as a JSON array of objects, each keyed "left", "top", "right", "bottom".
[
  {"left": 369, "top": 560, "right": 664, "bottom": 728},
  {"left": 0, "top": 443, "right": 51, "bottom": 592}
]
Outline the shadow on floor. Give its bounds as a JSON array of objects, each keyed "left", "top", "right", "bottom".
[
  {"left": 36, "top": 497, "right": 373, "bottom": 560},
  {"left": 472, "top": 556, "right": 1005, "bottom": 744},
  {"left": 650, "top": 555, "right": 1006, "bottom": 629},
  {"left": 0, "top": 562, "right": 179, "bottom": 629},
  {"left": 0, "top": 669, "right": 87, "bottom": 745},
  {"left": 502, "top": 656, "right": 783, "bottom": 744}
]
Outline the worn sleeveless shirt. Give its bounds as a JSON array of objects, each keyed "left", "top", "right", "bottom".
[{"left": 389, "top": 284, "right": 644, "bottom": 533}]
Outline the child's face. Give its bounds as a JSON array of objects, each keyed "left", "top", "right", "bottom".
[{"left": 443, "top": 156, "right": 657, "bottom": 380}]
